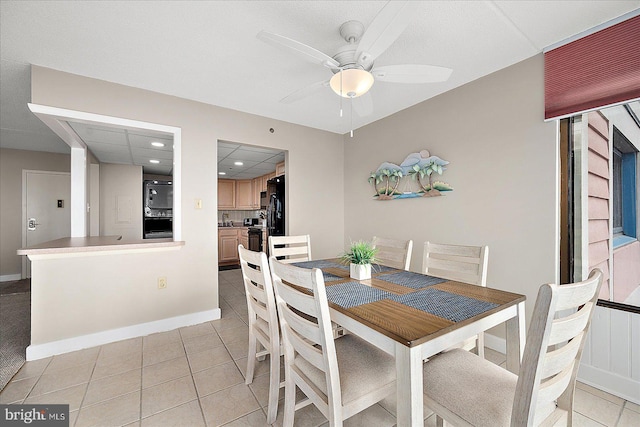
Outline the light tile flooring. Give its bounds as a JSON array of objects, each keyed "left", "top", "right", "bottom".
[{"left": 2, "top": 268, "right": 639, "bottom": 426}]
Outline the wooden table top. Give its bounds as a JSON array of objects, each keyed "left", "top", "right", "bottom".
[{"left": 294, "top": 259, "right": 525, "bottom": 348}]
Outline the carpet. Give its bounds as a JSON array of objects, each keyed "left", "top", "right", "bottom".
[{"left": 0, "top": 280, "right": 31, "bottom": 391}]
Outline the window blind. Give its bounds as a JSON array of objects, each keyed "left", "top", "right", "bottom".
[{"left": 544, "top": 15, "right": 640, "bottom": 120}]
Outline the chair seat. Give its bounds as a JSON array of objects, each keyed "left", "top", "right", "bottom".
[
  {"left": 424, "top": 349, "right": 552, "bottom": 427},
  {"left": 295, "top": 334, "right": 396, "bottom": 405}
]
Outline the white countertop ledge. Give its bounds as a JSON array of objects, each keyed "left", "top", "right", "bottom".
[{"left": 18, "top": 236, "right": 185, "bottom": 259}]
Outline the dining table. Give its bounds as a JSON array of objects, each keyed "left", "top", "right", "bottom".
[{"left": 291, "top": 258, "right": 527, "bottom": 427}]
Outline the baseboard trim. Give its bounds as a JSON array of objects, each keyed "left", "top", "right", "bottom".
[
  {"left": 0, "top": 274, "right": 22, "bottom": 282},
  {"left": 578, "top": 363, "right": 640, "bottom": 404},
  {"left": 26, "top": 308, "right": 221, "bottom": 361}
]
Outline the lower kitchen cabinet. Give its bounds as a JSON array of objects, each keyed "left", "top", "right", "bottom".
[{"left": 219, "top": 229, "right": 239, "bottom": 263}]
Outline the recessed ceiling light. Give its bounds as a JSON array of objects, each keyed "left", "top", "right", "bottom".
[
  {"left": 149, "top": 159, "right": 160, "bottom": 164},
  {"left": 151, "top": 141, "right": 165, "bottom": 147},
  {"left": 234, "top": 161, "right": 243, "bottom": 166},
  {"left": 219, "top": 172, "right": 226, "bottom": 175}
]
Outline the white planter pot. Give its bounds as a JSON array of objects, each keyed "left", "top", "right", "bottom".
[{"left": 350, "top": 263, "right": 371, "bottom": 280}]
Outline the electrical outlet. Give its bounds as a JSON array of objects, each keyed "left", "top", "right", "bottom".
[
  {"left": 195, "top": 199, "right": 202, "bottom": 209},
  {"left": 158, "top": 277, "right": 167, "bottom": 289}
]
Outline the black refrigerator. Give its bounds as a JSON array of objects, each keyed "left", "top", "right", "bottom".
[{"left": 267, "top": 175, "right": 285, "bottom": 239}]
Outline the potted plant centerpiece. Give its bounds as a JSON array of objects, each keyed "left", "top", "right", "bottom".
[{"left": 340, "top": 240, "right": 377, "bottom": 280}]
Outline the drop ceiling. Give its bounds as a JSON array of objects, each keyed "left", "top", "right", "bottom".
[
  {"left": 218, "top": 142, "right": 284, "bottom": 180},
  {"left": 67, "top": 121, "right": 174, "bottom": 176},
  {"left": 1, "top": 1, "right": 639, "bottom": 159}
]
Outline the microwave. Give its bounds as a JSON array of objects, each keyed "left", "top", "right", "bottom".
[{"left": 243, "top": 218, "right": 260, "bottom": 226}]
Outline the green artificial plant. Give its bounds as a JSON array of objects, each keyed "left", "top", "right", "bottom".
[{"left": 340, "top": 240, "right": 378, "bottom": 265}]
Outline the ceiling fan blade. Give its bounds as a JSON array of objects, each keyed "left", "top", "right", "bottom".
[
  {"left": 280, "top": 80, "right": 330, "bottom": 104},
  {"left": 355, "top": 1, "right": 417, "bottom": 65},
  {"left": 352, "top": 92, "right": 373, "bottom": 117},
  {"left": 372, "top": 64, "right": 452, "bottom": 84},
  {"left": 257, "top": 30, "right": 340, "bottom": 70}
]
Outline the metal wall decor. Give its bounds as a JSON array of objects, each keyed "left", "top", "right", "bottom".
[{"left": 369, "top": 150, "right": 452, "bottom": 200}]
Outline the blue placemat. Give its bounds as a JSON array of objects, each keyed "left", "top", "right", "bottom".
[
  {"left": 390, "top": 288, "right": 498, "bottom": 322},
  {"left": 372, "top": 264, "right": 397, "bottom": 273},
  {"left": 321, "top": 272, "right": 343, "bottom": 282},
  {"left": 293, "top": 260, "right": 348, "bottom": 270},
  {"left": 376, "top": 271, "right": 447, "bottom": 289},
  {"left": 325, "top": 281, "right": 392, "bottom": 308}
]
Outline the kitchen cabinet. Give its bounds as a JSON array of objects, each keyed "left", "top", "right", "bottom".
[
  {"left": 218, "top": 179, "right": 236, "bottom": 209},
  {"left": 267, "top": 171, "right": 276, "bottom": 181},
  {"left": 219, "top": 228, "right": 239, "bottom": 262},
  {"left": 252, "top": 178, "right": 261, "bottom": 209},
  {"left": 236, "top": 179, "right": 253, "bottom": 209},
  {"left": 276, "top": 161, "right": 285, "bottom": 176},
  {"left": 261, "top": 175, "right": 269, "bottom": 192}
]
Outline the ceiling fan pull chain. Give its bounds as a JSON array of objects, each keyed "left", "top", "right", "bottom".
[{"left": 350, "top": 95, "right": 354, "bottom": 138}]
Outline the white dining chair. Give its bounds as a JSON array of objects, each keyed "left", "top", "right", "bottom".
[
  {"left": 238, "top": 245, "right": 281, "bottom": 424},
  {"left": 269, "top": 234, "right": 312, "bottom": 264},
  {"left": 269, "top": 257, "right": 397, "bottom": 427},
  {"left": 371, "top": 236, "right": 413, "bottom": 271},
  {"left": 422, "top": 241, "right": 489, "bottom": 358},
  {"left": 423, "top": 269, "right": 603, "bottom": 427}
]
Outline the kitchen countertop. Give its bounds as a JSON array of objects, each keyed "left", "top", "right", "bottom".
[{"left": 18, "top": 236, "right": 184, "bottom": 256}]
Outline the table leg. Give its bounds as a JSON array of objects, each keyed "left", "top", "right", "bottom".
[
  {"left": 396, "top": 343, "right": 423, "bottom": 427},
  {"left": 505, "top": 301, "right": 526, "bottom": 374}
]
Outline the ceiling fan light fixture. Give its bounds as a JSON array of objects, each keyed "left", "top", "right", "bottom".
[{"left": 330, "top": 69, "right": 374, "bottom": 98}]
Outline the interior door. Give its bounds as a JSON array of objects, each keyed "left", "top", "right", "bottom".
[{"left": 23, "top": 171, "right": 71, "bottom": 277}]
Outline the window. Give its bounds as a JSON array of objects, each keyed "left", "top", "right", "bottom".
[{"left": 612, "top": 126, "right": 638, "bottom": 248}]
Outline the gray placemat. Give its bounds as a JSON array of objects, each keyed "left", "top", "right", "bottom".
[
  {"left": 390, "top": 288, "right": 498, "bottom": 322},
  {"left": 325, "top": 281, "right": 392, "bottom": 308},
  {"left": 321, "top": 272, "right": 343, "bottom": 282},
  {"left": 376, "top": 271, "right": 447, "bottom": 289},
  {"left": 372, "top": 264, "right": 397, "bottom": 273},
  {"left": 293, "top": 260, "right": 348, "bottom": 270}
]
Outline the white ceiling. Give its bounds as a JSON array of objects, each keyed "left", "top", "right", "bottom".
[
  {"left": 1, "top": 1, "right": 639, "bottom": 160},
  {"left": 218, "top": 141, "right": 284, "bottom": 180},
  {"left": 67, "top": 121, "right": 174, "bottom": 176}
]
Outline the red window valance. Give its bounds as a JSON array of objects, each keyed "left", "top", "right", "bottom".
[{"left": 545, "top": 14, "right": 640, "bottom": 120}]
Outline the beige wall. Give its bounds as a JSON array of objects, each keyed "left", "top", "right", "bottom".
[
  {"left": 345, "top": 54, "right": 558, "bottom": 330},
  {"left": 0, "top": 148, "right": 70, "bottom": 278},
  {"left": 100, "top": 163, "right": 143, "bottom": 240},
  {"left": 29, "top": 66, "right": 344, "bottom": 345}
]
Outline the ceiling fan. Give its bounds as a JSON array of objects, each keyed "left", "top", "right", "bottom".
[{"left": 257, "top": 1, "right": 452, "bottom": 117}]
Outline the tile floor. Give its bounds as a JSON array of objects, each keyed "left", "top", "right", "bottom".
[{"left": 1, "top": 268, "right": 639, "bottom": 426}]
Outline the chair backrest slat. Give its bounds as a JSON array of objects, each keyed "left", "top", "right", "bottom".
[
  {"left": 540, "top": 332, "right": 583, "bottom": 379},
  {"left": 547, "top": 302, "right": 593, "bottom": 346},
  {"left": 511, "top": 269, "right": 602, "bottom": 427},
  {"left": 269, "top": 235, "right": 312, "bottom": 264},
  {"left": 372, "top": 236, "right": 413, "bottom": 270},
  {"left": 423, "top": 242, "right": 488, "bottom": 286}
]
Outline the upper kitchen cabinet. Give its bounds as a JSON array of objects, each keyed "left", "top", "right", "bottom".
[
  {"left": 276, "top": 161, "right": 285, "bottom": 176},
  {"left": 218, "top": 179, "right": 236, "bottom": 209},
  {"left": 235, "top": 179, "right": 253, "bottom": 210}
]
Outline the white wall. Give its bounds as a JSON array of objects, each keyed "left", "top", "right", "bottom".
[
  {"left": 345, "top": 54, "right": 558, "bottom": 332},
  {"left": 29, "top": 66, "right": 344, "bottom": 350}
]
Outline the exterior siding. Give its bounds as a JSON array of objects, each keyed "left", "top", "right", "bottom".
[{"left": 587, "top": 111, "right": 611, "bottom": 299}]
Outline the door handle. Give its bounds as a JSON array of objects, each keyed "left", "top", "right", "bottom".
[{"left": 28, "top": 218, "right": 40, "bottom": 231}]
